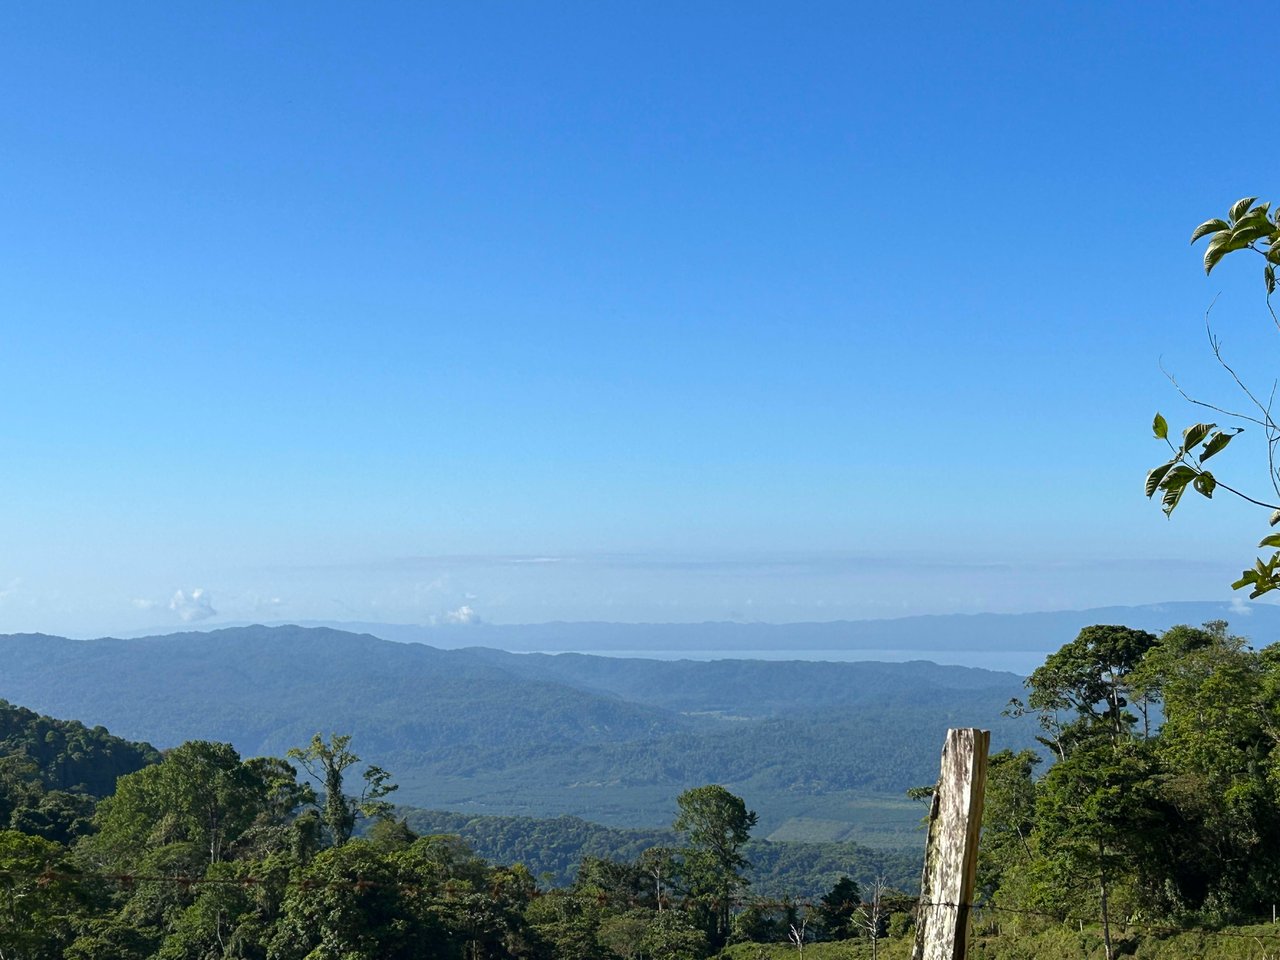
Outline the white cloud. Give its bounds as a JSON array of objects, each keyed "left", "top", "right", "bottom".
[
  {"left": 444, "top": 604, "right": 480, "bottom": 625},
  {"left": 169, "top": 588, "right": 216, "bottom": 622},
  {"left": 132, "top": 598, "right": 159, "bottom": 610},
  {"left": 246, "top": 594, "right": 284, "bottom": 614},
  {"left": 1230, "top": 595, "right": 1253, "bottom": 617}
]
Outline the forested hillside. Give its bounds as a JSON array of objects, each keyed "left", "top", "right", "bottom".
[
  {"left": 463, "top": 648, "right": 1019, "bottom": 714},
  {"left": 0, "top": 698, "right": 159, "bottom": 795},
  {"left": 397, "top": 809, "right": 920, "bottom": 894},
  {"left": 0, "top": 701, "right": 916, "bottom": 958},
  {"left": 0, "top": 699, "right": 158, "bottom": 846},
  {"left": 5, "top": 618, "right": 1280, "bottom": 958},
  {"left": 0, "top": 626, "right": 1033, "bottom": 842}
]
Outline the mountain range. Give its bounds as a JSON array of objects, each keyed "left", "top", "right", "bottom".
[
  {"left": 7, "top": 605, "right": 1266, "bottom": 846},
  {"left": 0, "top": 624, "right": 1036, "bottom": 845},
  {"left": 125, "top": 600, "right": 1280, "bottom": 673}
]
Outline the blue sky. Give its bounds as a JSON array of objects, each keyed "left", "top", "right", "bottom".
[{"left": 2, "top": 2, "right": 1278, "bottom": 634}]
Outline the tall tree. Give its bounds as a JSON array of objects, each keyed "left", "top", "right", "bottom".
[
  {"left": 672, "top": 784, "right": 757, "bottom": 950},
  {"left": 1006, "top": 625, "right": 1168, "bottom": 958},
  {"left": 1146, "top": 623, "right": 1280, "bottom": 918},
  {"left": 1033, "top": 739, "right": 1166, "bottom": 960},
  {"left": 88, "top": 740, "right": 272, "bottom": 871},
  {"left": 287, "top": 734, "right": 397, "bottom": 847},
  {"left": 814, "top": 875, "right": 861, "bottom": 941},
  {"left": 991, "top": 620, "right": 1280, "bottom": 938},
  {"left": 1010, "top": 624, "right": 1158, "bottom": 756}
]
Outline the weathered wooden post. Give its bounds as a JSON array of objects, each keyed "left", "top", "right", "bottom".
[{"left": 912, "top": 727, "right": 989, "bottom": 960}]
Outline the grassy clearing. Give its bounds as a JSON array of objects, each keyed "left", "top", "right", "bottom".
[{"left": 718, "top": 923, "right": 1280, "bottom": 960}]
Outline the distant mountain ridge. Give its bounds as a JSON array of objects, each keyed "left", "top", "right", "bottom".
[
  {"left": 0, "top": 621, "right": 1114, "bottom": 844},
  {"left": 131, "top": 600, "right": 1280, "bottom": 669}
]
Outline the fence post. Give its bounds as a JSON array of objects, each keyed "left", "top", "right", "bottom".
[{"left": 912, "top": 727, "right": 990, "bottom": 960}]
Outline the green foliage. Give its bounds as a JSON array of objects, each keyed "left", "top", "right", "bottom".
[
  {"left": 641, "top": 909, "right": 707, "bottom": 960},
  {"left": 1191, "top": 197, "right": 1280, "bottom": 276},
  {"left": 1152, "top": 198, "right": 1280, "bottom": 595},
  {"left": 398, "top": 810, "right": 673, "bottom": 888},
  {"left": 814, "top": 875, "right": 861, "bottom": 940},
  {"left": 288, "top": 732, "right": 397, "bottom": 846},
  {"left": 0, "top": 699, "right": 158, "bottom": 845},
  {"left": 0, "top": 829, "right": 89, "bottom": 959},
  {"left": 1012, "top": 624, "right": 1159, "bottom": 754},
  {"left": 87, "top": 740, "right": 297, "bottom": 872},
  {"left": 395, "top": 808, "right": 920, "bottom": 896},
  {"left": 269, "top": 840, "right": 436, "bottom": 960},
  {"left": 524, "top": 888, "right": 604, "bottom": 960},
  {"left": 975, "top": 749, "right": 1038, "bottom": 899},
  {"left": 153, "top": 858, "right": 286, "bottom": 960},
  {"left": 596, "top": 909, "right": 653, "bottom": 960},
  {"left": 0, "top": 626, "right": 1036, "bottom": 842},
  {"left": 63, "top": 916, "right": 156, "bottom": 960},
  {"left": 14, "top": 635, "right": 1280, "bottom": 957},
  {"left": 0, "top": 699, "right": 159, "bottom": 796},
  {"left": 3, "top": 703, "right": 881, "bottom": 959},
  {"left": 674, "top": 785, "right": 758, "bottom": 949},
  {"left": 720, "top": 937, "right": 913, "bottom": 960},
  {"left": 987, "top": 619, "right": 1280, "bottom": 944}
]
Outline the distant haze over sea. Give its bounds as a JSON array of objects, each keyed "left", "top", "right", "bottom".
[{"left": 120, "top": 600, "right": 1280, "bottom": 675}]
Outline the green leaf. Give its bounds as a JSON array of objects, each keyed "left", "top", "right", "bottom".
[
  {"left": 1152, "top": 413, "right": 1168, "bottom": 439},
  {"left": 1234, "top": 208, "right": 1271, "bottom": 228},
  {"left": 1205, "top": 234, "right": 1243, "bottom": 273},
  {"left": 1145, "top": 461, "right": 1174, "bottom": 498},
  {"left": 1243, "top": 561, "right": 1280, "bottom": 598},
  {"left": 1231, "top": 221, "right": 1273, "bottom": 246},
  {"left": 1193, "top": 473, "right": 1216, "bottom": 498},
  {"left": 1233, "top": 571, "right": 1258, "bottom": 591},
  {"left": 1230, "top": 196, "right": 1258, "bottom": 222},
  {"left": 1190, "top": 218, "right": 1230, "bottom": 244},
  {"left": 1267, "top": 265, "right": 1277, "bottom": 296},
  {"left": 1160, "top": 465, "right": 1197, "bottom": 490},
  {"left": 1162, "top": 488, "right": 1187, "bottom": 519},
  {"left": 1159, "top": 465, "right": 1197, "bottom": 516},
  {"left": 1162, "top": 480, "right": 1188, "bottom": 516},
  {"left": 1181, "top": 422, "right": 1214, "bottom": 451},
  {"left": 1258, "top": 535, "right": 1280, "bottom": 549},
  {"left": 1199, "top": 428, "right": 1239, "bottom": 462}
]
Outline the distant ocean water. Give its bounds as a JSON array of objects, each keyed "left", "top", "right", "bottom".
[{"left": 527, "top": 647, "right": 1043, "bottom": 675}]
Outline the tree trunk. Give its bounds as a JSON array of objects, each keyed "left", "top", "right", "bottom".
[{"left": 1099, "top": 845, "right": 1114, "bottom": 960}]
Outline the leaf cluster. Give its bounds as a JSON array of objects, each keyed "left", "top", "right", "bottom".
[
  {"left": 1146, "top": 416, "right": 1240, "bottom": 516},
  {"left": 1191, "top": 197, "right": 1280, "bottom": 285},
  {"left": 1150, "top": 198, "right": 1280, "bottom": 596}
]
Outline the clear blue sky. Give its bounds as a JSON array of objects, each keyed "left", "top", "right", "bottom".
[{"left": 2, "top": 2, "right": 1277, "bottom": 634}]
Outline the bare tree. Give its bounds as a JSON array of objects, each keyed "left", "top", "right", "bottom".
[
  {"left": 639, "top": 846, "right": 679, "bottom": 913},
  {"left": 854, "top": 876, "right": 888, "bottom": 960},
  {"left": 787, "top": 904, "right": 808, "bottom": 959}
]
